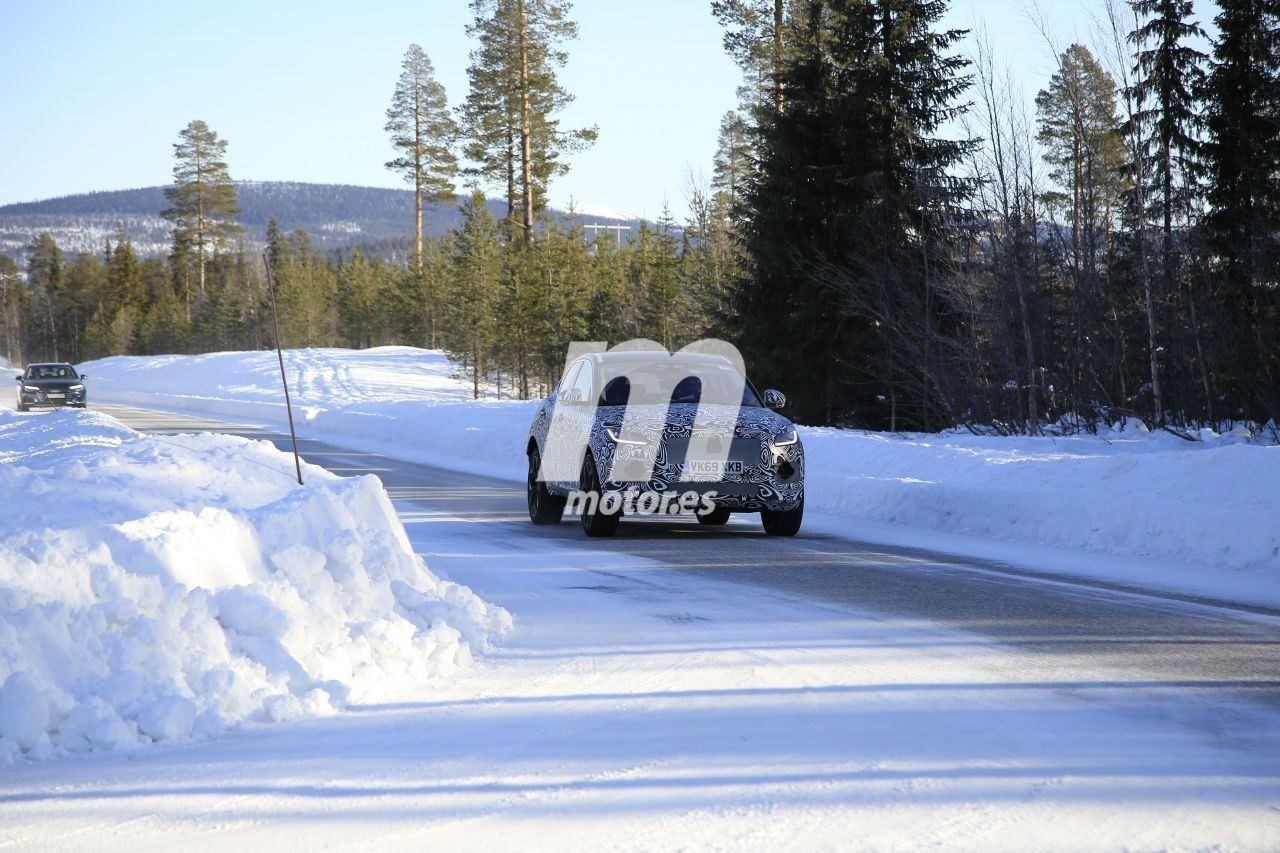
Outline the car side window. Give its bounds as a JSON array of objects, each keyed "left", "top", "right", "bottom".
[
  {"left": 573, "top": 362, "right": 595, "bottom": 401},
  {"left": 558, "top": 362, "right": 582, "bottom": 396}
]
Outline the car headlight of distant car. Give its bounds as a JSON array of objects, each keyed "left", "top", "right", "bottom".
[
  {"left": 771, "top": 426, "right": 798, "bottom": 448},
  {"left": 22, "top": 385, "right": 39, "bottom": 393},
  {"left": 69, "top": 384, "right": 84, "bottom": 391},
  {"left": 606, "top": 427, "right": 646, "bottom": 446}
]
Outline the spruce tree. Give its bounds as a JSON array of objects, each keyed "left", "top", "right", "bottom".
[
  {"left": 162, "top": 120, "right": 242, "bottom": 308},
  {"left": 711, "top": 110, "right": 754, "bottom": 213},
  {"left": 1201, "top": 0, "right": 1280, "bottom": 420},
  {"left": 449, "top": 191, "right": 503, "bottom": 397},
  {"left": 1124, "top": 0, "right": 1208, "bottom": 423},
  {"left": 731, "top": 0, "right": 973, "bottom": 427},
  {"left": 385, "top": 44, "right": 459, "bottom": 270},
  {"left": 460, "top": 0, "right": 596, "bottom": 239}
]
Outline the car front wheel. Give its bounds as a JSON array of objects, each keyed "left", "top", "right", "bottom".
[
  {"left": 761, "top": 497, "right": 803, "bottom": 536},
  {"left": 527, "top": 447, "right": 566, "bottom": 525},
  {"left": 579, "top": 452, "right": 620, "bottom": 537}
]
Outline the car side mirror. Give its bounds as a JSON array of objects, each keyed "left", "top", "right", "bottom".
[
  {"left": 763, "top": 389, "right": 786, "bottom": 410},
  {"left": 14, "top": 375, "right": 21, "bottom": 382},
  {"left": 80, "top": 374, "right": 88, "bottom": 380}
]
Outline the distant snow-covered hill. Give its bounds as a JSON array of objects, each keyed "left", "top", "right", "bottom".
[{"left": 0, "top": 181, "right": 643, "bottom": 264}]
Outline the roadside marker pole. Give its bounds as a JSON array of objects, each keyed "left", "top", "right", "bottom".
[{"left": 262, "top": 254, "right": 304, "bottom": 486}]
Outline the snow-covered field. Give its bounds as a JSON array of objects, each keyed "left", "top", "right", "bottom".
[
  {"left": 83, "top": 346, "right": 1280, "bottom": 606},
  {"left": 0, "top": 407, "right": 508, "bottom": 764}
]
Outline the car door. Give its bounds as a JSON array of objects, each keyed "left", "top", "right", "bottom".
[{"left": 537, "top": 359, "right": 594, "bottom": 492}]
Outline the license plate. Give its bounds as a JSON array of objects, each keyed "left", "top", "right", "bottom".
[
  {"left": 47, "top": 393, "right": 64, "bottom": 399},
  {"left": 685, "top": 459, "right": 744, "bottom": 477}
]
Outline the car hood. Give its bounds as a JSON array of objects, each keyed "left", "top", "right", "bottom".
[
  {"left": 600, "top": 403, "right": 794, "bottom": 440},
  {"left": 21, "top": 379, "right": 80, "bottom": 389}
]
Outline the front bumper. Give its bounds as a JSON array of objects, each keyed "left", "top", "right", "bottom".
[
  {"left": 601, "top": 438, "right": 805, "bottom": 511},
  {"left": 19, "top": 390, "right": 86, "bottom": 407}
]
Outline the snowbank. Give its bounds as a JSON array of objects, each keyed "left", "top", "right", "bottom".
[
  {"left": 86, "top": 347, "right": 535, "bottom": 482},
  {"left": 84, "top": 347, "right": 1280, "bottom": 600},
  {"left": 0, "top": 407, "right": 509, "bottom": 763},
  {"left": 802, "top": 422, "right": 1280, "bottom": 585}
]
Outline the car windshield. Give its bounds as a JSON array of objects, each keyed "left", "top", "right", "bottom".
[
  {"left": 27, "top": 366, "right": 77, "bottom": 380},
  {"left": 599, "top": 360, "right": 763, "bottom": 407}
]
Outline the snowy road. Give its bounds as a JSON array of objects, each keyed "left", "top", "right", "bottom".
[{"left": 2, "top": 403, "right": 1278, "bottom": 849}]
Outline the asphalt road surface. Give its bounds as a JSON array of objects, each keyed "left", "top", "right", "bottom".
[{"left": 97, "top": 402, "right": 1280, "bottom": 712}]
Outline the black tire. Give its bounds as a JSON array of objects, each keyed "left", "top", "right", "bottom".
[
  {"left": 580, "top": 452, "right": 620, "bottom": 537},
  {"left": 16, "top": 400, "right": 27, "bottom": 413},
  {"left": 697, "top": 505, "right": 731, "bottom": 526},
  {"left": 527, "top": 447, "right": 566, "bottom": 525},
  {"left": 761, "top": 497, "right": 804, "bottom": 536}
]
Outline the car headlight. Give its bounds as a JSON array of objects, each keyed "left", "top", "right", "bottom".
[
  {"left": 69, "top": 384, "right": 84, "bottom": 391},
  {"left": 22, "top": 385, "right": 39, "bottom": 392},
  {"left": 606, "top": 427, "right": 646, "bottom": 446},
  {"left": 771, "top": 426, "right": 799, "bottom": 447}
]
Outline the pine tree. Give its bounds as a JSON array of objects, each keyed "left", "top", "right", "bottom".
[
  {"left": 26, "top": 234, "right": 65, "bottom": 361},
  {"left": 1036, "top": 45, "right": 1126, "bottom": 279},
  {"left": 712, "top": 0, "right": 790, "bottom": 114},
  {"left": 162, "top": 120, "right": 242, "bottom": 308},
  {"left": 1036, "top": 44, "right": 1129, "bottom": 422},
  {"left": 385, "top": 44, "right": 459, "bottom": 271},
  {"left": 0, "top": 255, "right": 28, "bottom": 366},
  {"left": 460, "top": 0, "right": 596, "bottom": 239}
]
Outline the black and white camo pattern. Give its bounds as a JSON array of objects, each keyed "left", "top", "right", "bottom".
[{"left": 529, "top": 401, "right": 804, "bottom": 511}]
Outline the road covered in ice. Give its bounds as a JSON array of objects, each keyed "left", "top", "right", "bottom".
[{"left": 0, "top": 403, "right": 1276, "bottom": 849}]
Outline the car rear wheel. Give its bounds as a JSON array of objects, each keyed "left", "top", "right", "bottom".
[
  {"left": 761, "top": 497, "right": 803, "bottom": 536},
  {"left": 580, "top": 452, "right": 620, "bottom": 537},
  {"left": 527, "top": 447, "right": 566, "bottom": 525},
  {"left": 696, "top": 505, "right": 731, "bottom": 526}
]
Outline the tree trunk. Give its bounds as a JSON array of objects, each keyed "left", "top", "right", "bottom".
[
  {"left": 773, "top": 0, "right": 784, "bottom": 114},
  {"left": 196, "top": 151, "right": 206, "bottom": 300},
  {"left": 414, "top": 83, "right": 425, "bottom": 272},
  {"left": 517, "top": 0, "right": 534, "bottom": 241}
]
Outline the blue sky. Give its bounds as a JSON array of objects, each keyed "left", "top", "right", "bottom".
[{"left": 0, "top": 1, "right": 1215, "bottom": 218}]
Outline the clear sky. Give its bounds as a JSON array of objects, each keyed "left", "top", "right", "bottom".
[{"left": 0, "top": 0, "right": 1216, "bottom": 218}]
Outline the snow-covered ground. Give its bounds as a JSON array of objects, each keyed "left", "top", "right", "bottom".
[
  {"left": 2, "top": 354, "right": 1278, "bottom": 847},
  {"left": 0, "top": 407, "right": 507, "bottom": 764},
  {"left": 83, "top": 346, "right": 1280, "bottom": 606}
]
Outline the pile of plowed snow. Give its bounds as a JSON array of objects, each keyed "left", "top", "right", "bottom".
[{"left": 0, "top": 408, "right": 509, "bottom": 763}]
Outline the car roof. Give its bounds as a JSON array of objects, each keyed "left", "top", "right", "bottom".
[
  {"left": 579, "top": 351, "right": 732, "bottom": 366},
  {"left": 26, "top": 363, "right": 76, "bottom": 369}
]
